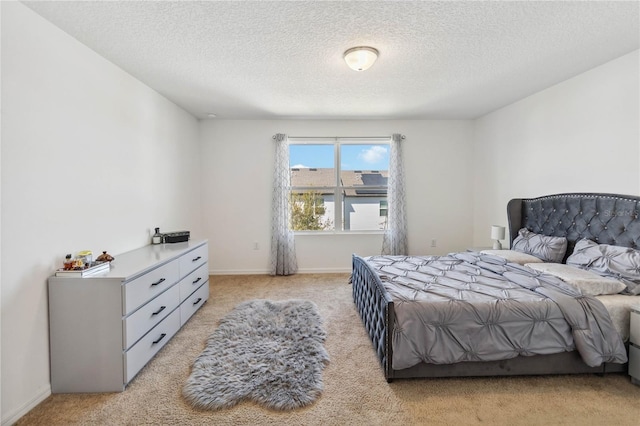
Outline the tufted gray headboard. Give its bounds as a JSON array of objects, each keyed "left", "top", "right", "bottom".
[{"left": 507, "top": 193, "right": 640, "bottom": 260}]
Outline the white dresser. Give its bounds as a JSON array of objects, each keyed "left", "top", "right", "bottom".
[
  {"left": 630, "top": 305, "right": 640, "bottom": 386},
  {"left": 48, "top": 239, "right": 209, "bottom": 393}
]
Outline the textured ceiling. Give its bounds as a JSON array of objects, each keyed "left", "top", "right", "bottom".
[{"left": 24, "top": 1, "right": 640, "bottom": 120}]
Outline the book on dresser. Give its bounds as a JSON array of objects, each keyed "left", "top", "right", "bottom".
[
  {"left": 54, "top": 261, "right": 110, "bottom": 277},
  {"left": 48, "top": 239, "right": 209, "bottom": 393}
]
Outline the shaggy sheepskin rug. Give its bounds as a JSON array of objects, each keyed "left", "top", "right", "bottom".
[{"left": 183, "top": 299, "right": 329, "bottom": 410}]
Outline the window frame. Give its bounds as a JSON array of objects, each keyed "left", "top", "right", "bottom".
[
  {"left": 288, "top": 136, "right": 391, "bottom": 234},
  {"left": 379, "top": 200, "right": 388, "bottom": 217}
]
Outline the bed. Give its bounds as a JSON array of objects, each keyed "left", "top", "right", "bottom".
[{"left": 352, "top": 192, "right": 640, "bottom": 381}]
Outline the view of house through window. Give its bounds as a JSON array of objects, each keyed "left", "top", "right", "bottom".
[{"left": 289, "top": 138, "right": 390, "bottom": 231}]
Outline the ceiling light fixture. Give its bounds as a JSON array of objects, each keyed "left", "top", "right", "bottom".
[{"left": 343, "top": 46, "right": 378, "bottom": 72}]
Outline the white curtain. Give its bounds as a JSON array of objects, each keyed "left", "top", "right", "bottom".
[
  {"left": 381, "top": 133, "right": 408, "bottom": 255},
  {"left": 270, "top": 133, "right": 298, "bottom": 275}
]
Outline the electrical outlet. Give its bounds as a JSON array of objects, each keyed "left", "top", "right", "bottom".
[
  {"left": 253, "top": 242, "right": 259, "bottom": 250},
  {"left": 431, "top": 239, "right": 437, "bottom": 247}
]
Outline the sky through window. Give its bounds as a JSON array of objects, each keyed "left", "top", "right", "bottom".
[{"left": 290, "top": 144, "right": 389, "bottom": 170}]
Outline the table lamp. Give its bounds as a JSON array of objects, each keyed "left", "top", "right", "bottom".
[{"left": 491, "top": 225, "right": 505, "bottom": 250}]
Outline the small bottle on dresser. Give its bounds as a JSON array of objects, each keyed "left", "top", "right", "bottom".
[
  {"left": 152, "top": 227, "right": 163, "bottom": 244},
  {"left": 63, "top": 254, "right": 73, "bottom": 270}
]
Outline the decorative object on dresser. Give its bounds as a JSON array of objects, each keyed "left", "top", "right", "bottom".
[
  {"left": 183, "top": 299, "right": 329, "bottom": 410},
  {"left": 163, "top": 230, "right": 190, "bottom": 243},
  {"left": 95, "top": 250, "right": 115, "bottom": 262},
  {"left": 152, "top": 227, "right": 163, "bottom": 244},
  {"left": 152, "top": 228, "right": 190, "bottom": 244},
  {"left": 48, "top": 240, "right": 209, "bottom": 392},
  {"left": 630, "top": 305, "right": 640, "bottom": 385}
]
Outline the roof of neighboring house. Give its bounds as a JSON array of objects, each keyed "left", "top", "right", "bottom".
[{"left": 290, "top": 168, "right": 388, "bottom": 196}]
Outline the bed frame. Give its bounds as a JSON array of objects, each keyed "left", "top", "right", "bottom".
[{"left": 352, "top": 192, "right": 640, "bottom": 381}]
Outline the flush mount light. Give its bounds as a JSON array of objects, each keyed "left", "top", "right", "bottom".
[
  {"left": 207, "top": 113, "right": 217, "bottom": 118},
  {"left": 343, "top": 46, "right": 378, "bottom": 72}
]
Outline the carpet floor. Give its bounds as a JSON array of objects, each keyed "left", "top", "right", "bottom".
[{"left": 17, "top": 273, "right": 640, "bottom": 425}]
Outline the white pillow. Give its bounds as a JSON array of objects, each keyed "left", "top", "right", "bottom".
[
  {"left": 481, "top": 249, "right": 545, "bottom": 265},
  {"left": 525, "top": 262, "right": 626, "bottom": 296}
]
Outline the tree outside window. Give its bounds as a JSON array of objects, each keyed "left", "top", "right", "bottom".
[{"left": 290, "top": 191, "right": 333, "bottom": 231}]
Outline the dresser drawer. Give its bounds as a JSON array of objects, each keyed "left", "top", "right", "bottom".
[
  {"left": 124, "top": 307, "right": 181, "bottom": 384},
  {"left": 123, "top": 284, "right": 180, "bottom": 350},
  {"left": 123, "top": 259, "right": 179, "bottom": 315},
  {"left": 180, "top": 244, "right": 208, "bottom": 277},
  {"left": 179, "top": 263, "right": 209, "bottom": 303},
  {"left": 180, "top": 281, "right": 209, "bottom": 326}
]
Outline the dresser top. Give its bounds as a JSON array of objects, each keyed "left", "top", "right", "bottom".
[{"left": 52, "top": 239, "right": 207, "bottom": 282}]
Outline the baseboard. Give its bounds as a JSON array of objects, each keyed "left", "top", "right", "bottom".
[
  {"left": 2, "top": 384, "right": 51, "bottom": 426},
  {"left": 296, "top": 267, "right": 351, "bottom": 274},
  {"left": 210, "top": 269, "right": 270, "bottom": 275},
  {"left": 210, "top": 267, "right": 351, "bottom": 275}
]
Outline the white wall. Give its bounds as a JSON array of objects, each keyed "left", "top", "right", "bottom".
[
  {"left": 0, "top": 2, "right": 3, "bottom": 419},
  {"left": 472, "top": 50, "right": 640, "bottom": 246},
  {"left": 0, "top": 3, "right": 202, "bottom": 424},
  {"left": 201, "top": 119, "right": 474, "bottom": 273}
]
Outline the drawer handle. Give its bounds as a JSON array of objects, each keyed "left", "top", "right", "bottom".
[
  {"left": 151, "top": 306, "right": 166, "bottom": 316},
  {"left": 193, "top": 297, "right": 202, "bottom": 306},
  {"left": 192, "top": 256, "right": 202, "bottom": 262},
  {"left": 192, "top": 277, "right": 202, "bottom": 285},
  {"left": 152, "top": 333, "right": 167, "bottom": 345},
  {"left": 151, "top": 278, "right": 166, "bottom": 286}
]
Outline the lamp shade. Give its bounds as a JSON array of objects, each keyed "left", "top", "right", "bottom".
[
  {"left": 491, "top": 225, "right": 506, "bottom": 240},
  {"left": 344, "top": 46, "right": 378, "bottom": 71}
]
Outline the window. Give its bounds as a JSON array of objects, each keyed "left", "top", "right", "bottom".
[
  {"left": 379, "top": 200, "right": 388, "bottom": 217},
  {"left": 289, "top": 137, "right": 390, "bottom": 231}
]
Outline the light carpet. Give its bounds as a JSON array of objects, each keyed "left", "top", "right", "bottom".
[{"left": 16, "top": 273, "right": 640, "bottom": 425}]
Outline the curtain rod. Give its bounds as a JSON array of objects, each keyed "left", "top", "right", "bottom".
[{"left": 272, "top": 135, "right": 405, "bottom": 140}]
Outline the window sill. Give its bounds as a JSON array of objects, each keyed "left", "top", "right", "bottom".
[{"left": 293, "top": 230, "right": 385, "bottom": 236}]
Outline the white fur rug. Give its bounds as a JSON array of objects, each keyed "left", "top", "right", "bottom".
[{"left": 183, "top": 299, "right": 329, "bottom": 410}]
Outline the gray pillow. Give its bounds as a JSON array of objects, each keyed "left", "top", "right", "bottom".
[
  {"left": 480, "top": 249, "right": 544, "bottom": 265},
  {"left": 566, "top": 238, "right": 640, "bottom": 295},
  {"left": 511, "top": 228, "right": 567, "bottom": 263}
]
